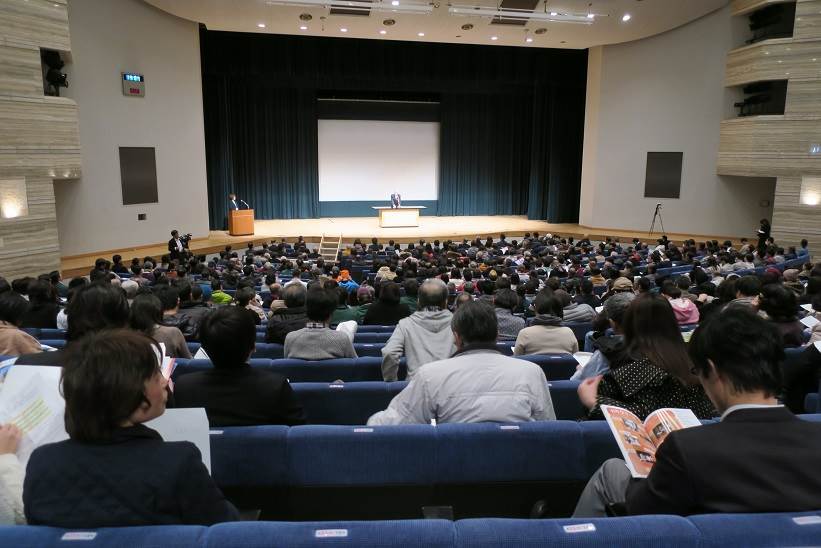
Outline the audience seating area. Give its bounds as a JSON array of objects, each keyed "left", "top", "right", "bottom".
[{"left": 2, "top": 511, "right": 820, "bottom": 547}]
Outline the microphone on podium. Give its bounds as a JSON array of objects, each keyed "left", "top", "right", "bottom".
[{"left": 241, "top": 199, "right": 251, "bottom": 209}]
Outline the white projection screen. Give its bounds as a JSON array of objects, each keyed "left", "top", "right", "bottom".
[{"left": 317, "top": 120, "right": 440, "bottom": 201}]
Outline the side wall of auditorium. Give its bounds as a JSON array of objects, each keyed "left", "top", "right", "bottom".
[
  {"left": 580, "top": 6, "right": 777, "bottom": 240},
  {"left": 55, "top": 0, "right": 209, "bottom": 256}
]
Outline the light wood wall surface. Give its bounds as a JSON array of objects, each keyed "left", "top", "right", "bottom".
[{"left": 0, "top": 0, "right": 80, "bottom": 279}]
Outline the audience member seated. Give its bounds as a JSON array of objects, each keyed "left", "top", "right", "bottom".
[
  {"left": 16, "top": 283, "right": 129, "bottom": 366},
  {"left": 578, "top": 294, "right": 715, "bottom": 420},
  {"left": 354, "top": 285, "right": 375, "bottom": 322},
  {"left": 368, "top": 301, "right": 555, "bottom": 425},
  {"left": 330, "top": 285, "right": 358, "bottom": 324},
  {"left": 265, "top": 282, "right": 309, "bottom": 344},
  {"left": 24, "top": 330, "right": 239, "bottom": 527},
  {"left": 0, "top": 292, "right": 42, "bottom": 356},
  {"left": 513, "top": 292, "right": 578, "bottom": 356},
  {"left": 574, "top": 279, "right": 601, "bottom": 308},
  {"left": 758, "top": 283, "right": 804, "bottom": 348},
  {"left": 235, "top": 286, "right": 264, "bottom": 325},
  {"left": 661, "top": 282, "right": 700, "bottom": 325},
  {"left": 493, "top": 288, "right": 525, "bottom": 341},
  {"left": 726, "top": 275, "right": 761, "bottom": 311},
  {"left": 19, "top": 279, "right": 59, "bottom": 329},
  {"left": 156, "top": 286, "right": 194, "bottom": 339},
  {"left": 572, "top": 292, "right": 635, "bottom": 381},
  {"left": 0, "top": 424, "right": 23, "bottom": 524},
  {"left": 174, "top": 307, "right": 306, "bottom": 426},
  {"left": 209, "top": 279, "right": 233, "bottom": 305},
  {"left": 363, "top": 281, "right": 411, "bottom": 325},
  {"left": 381, "top": 279, "right": 456, "bottom": 381},
  {"left": 573, "top": 308, "right": 821, "bottom": 517},
  {"left": 176, "top": 283, "right": 212, "bottom": 339},
  {"left": 556, "top": 288, "right": 596, "bottom": 323},
  {"left": 129, "top": 293, "right": 192, "bottom": 359},
  {"left": 284, "top": 285, "right": 357, "bottom": 360},
  {"left": 400, "top": 279, "right": 419, "bottom": 313}
]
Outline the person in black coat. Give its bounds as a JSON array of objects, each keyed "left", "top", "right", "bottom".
[
  {"left": 757, "top": 218, "right": 771, "bottom": 253},
  {"left": 24, "top": 329, "right": 238, "bottom": 527},
  {"left": 19, "top": 279, "right": 59, "bottom": 329},
  {"left": 265, "top": 283, "right": 308, "bottom": 344},
  {"left": 574, "top": 308, "right": 821, "bottom": 517},
  {"left": 174, "top": 306, "right": 306, "bottom": 426},
  {"left": 363, "top": 281, "right": 411, "bottom": 325}
]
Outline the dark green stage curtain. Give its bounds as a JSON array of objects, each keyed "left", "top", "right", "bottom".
[{"left": 203, "top": 79, "right": 319, "bottom": 228}]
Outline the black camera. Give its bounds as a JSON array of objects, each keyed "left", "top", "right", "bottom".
[{"left": 181, "top": 233, "right": 193, "bottom": 243}]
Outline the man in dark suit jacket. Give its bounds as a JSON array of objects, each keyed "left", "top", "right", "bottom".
[
  {"left": 573, "top": 308, "right": 821, "bottom": 517},
  {"left": 390, "top": 192, "right": 401, "bottom": 208},
  {"left": 167, "top": 230, "right": 188, "bottom": 261},
  {"left": 173, "top": 306, "right": 306, "bottom": 427},
  {"left": 228, "top": 193, "right": 240, "bottom": 211}
]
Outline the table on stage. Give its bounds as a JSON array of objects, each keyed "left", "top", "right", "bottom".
[{"left": 372, "top": 206, "right": 426, "bottom": 228}]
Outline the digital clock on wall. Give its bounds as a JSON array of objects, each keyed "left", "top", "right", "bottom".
[{"left": 121, "top": 72, "right": 145, "bottom": 97}]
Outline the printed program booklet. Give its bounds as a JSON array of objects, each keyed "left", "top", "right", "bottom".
[{"left": 601, "top": 405, "right": 701, "bottom": 478}]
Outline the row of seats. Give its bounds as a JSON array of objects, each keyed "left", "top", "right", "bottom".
[
  {"left": 290, "top": 380, "right": 584, "bottom": 423},
  {"left": 170, "top": 355, "right": 581, "bottom": 383},
  {"left": 1, "top": 512, "right": 819, "bottom": 548},
  {"left": 205, "top": 416, "right": 821, "bottom": 519}
]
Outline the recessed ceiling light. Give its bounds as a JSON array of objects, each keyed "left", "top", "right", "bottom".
[
  {"left": 391, "top": 0, "right": 399, "bottom": 4},
  {"left": 622, "top": 13, "right": 631, "bottom": 22},
  {"left": 491, "top": 36, "right": 498, "bottom": 41},
  {"left": 526, "top": 37, "right": 533, "bottom": 43},
  {"left": 300, "top": 25, "right": 308, "bottom": 30},
  {"left": 379, "top": 29, "right": 387, "bottom": 34},
  {"left": 587, "top": 13, "right": 595, "bottom": 19},
  {"left": 417, "top": 32, "right": 425, "bottom": 37},
  {"left": 550, "top": 11, "right": 558, "bottom": 16},
  {"left": 257, "top": 23, "right": 266, "bottom": 28},
  {"left": 340, "top": 27, "right": 348, "bottom": 32}
]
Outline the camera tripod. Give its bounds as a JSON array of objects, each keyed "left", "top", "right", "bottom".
[{"left": 649, "top": 203, "right": 666, "bottom": 238}]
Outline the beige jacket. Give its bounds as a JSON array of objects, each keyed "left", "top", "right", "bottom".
[{"left": 513, "top": 325, "right": 579, "bottom": 356}]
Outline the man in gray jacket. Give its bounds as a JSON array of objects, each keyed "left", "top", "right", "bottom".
[
  {"left": 381, "top": 279, "right": 456, "bottom": 381},
  {"left": 368, "top": 301, "right": 555, "bottom": 425}
]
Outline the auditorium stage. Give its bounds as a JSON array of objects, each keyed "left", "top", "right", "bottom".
[{"left": 60, "top": 215, "right": 744, "bottom": 278}]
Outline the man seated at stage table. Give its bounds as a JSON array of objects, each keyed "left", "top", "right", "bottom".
[
  {"left": 381, "top": 279, "right": 456, "bottom": 382},
  {"left": 284, "top": 285, "right": 357, "bottom": 360},
  {"left": 573, "top": 308, "right": 821, "bottom": 517},
  {"left": 368, "top": 301, "right": 555, "bottom": 425}
]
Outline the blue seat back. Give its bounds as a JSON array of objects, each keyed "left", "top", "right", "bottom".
[
  {"left": 209, "top": 426, "right": 288, "bottom": 488},
  {"left": 353, "top": 343, "right": 384, "bottom": 357},
  {"left": 354, "top": 332, "right": 393, "bottom": 343},
  {"left": 514, "top": 354, "right": 578, "bottom": 380},
  {"left": 293, "top": 381, "right": 407, "bottom": 424},
  {"left": 253, "top": 343, "right": 285, "bottom": 359}
]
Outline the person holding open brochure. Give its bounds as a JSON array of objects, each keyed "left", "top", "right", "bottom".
[
  {"left": 573, "top": 308, "right": 821, "bottom": 517},
  {"left": 23, "top": 330, "right": 239, "bottom": 527}
]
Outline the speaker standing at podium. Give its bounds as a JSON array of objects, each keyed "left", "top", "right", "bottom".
[
  {"left": 390, "top": 192, "right": 401, "bottom": 209},
  {"left": 228, "top": 193, "right": 250, "bottom": 211}
]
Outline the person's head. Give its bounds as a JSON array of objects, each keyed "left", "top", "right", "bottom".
[
  {"left": 403, "top": 278, "right": 418, "bottom": 299},
  {"left": 377, "top": 282, "right": 401, "bottom": 305},
  {"left": 533, "top": 291, "right": 563, "bottom": 318},
  {"left": 199, "top": 306, "right": 256, "bottom": 368},
  {"left": 758, "top": 283, "right": 798, "bottom": 322},
  {"left": 580, "top": 279, "right": 593, "bottom": 295},
  {"left": 451, "top": 300, "right": 498, "bottom": 347},
  {"left": 493, "top": 288, "right": 519, "bottom": 311},
  {"left": 0, "top": 292, "right": 30, "bottom": 327},
  {"left": 62, "top": 329, "right": 167, "bottom": 442},
  {"left": 282, "top": 282, "right": 307, "bottom": 309},
  {"left": 128, "top": 293, "right": 164, "bottom": 334},
  {"left": 603, "top": 292, "right": 636, "bottom": 332},
  {"left": 27, "top": 279, "right": 56, "bottom": 305},
  {"left": 418, "top": 279, "right": 448, "bottom": 309},
  {"left": 622, "top": 294, "right": 696, "bottom": 385},
  {"left": 306, "top": 286, "right": 337, "bottom": 323},
  {"left": 228, "top": 193, "right": 236, "bottom": 200},
  {"left": 66, "top": 283, "right": 130, "bottom": 342},
  {"left": 801, "top": 239, "right": 808, "bottom": 249},
  {"left": 235, "top": 286, "right": 255, "bottom": 307},
  {"left": 171, "top": 230, "right": 179, "bottom": 239},
  {"left": 454, "top": 292, "right": 473, "bottom": 309},
  {"left": 689, "top": 308, "right": 782, "bottom": 413},
  {"left": 736, "top": 275, "right": 762, "bottom": 299},
  {"left": 155, "top": 285, "right": 181, "bottom": 313}
]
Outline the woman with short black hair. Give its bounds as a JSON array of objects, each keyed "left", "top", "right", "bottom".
[
  {"left": 23, "top": 329, "right": 238, "bottom": 527},
  {"left": 129, "top": 293, "right": 191, "bottom": 358}
]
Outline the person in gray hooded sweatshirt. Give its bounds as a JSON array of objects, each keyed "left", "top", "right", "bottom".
[{"left": 381, "top": 279, "right": 456, "bottom": 381}]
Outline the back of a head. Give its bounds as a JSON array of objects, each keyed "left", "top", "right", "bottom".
[
  {"left": 690, "top": 307, "right": 782, "bottom": 397},
  {"left": 676, "top": 276, "right": 691, "bottom": 291},
  {"left": 155, "top": 286, "right": 180, "bottom": 312},
  {"left": 63, "top": 329, "right": 161, "bottom": 442},
  {"left": 622, "top": 294, "right": 695, "bottom": 385},
  {"left": 0, "top": 292, "right": 30, "bottom": 326},
  {"left": 580, "top": 279, "right": 593, "bottom": 294},
  {"left": 26, "top": 279, "right": 54, "bottom": 305},
  {"left": 533, "top": 291, "right": 563, "bottom": 318},
  {"left": 736, "top": 275, "right": 762, "bottom": 298},
  {"left": 604, "top": 291, "right": 636, "bottom": 326},
  {"left": 418, "top": 279, "right": 448, "bottom": 309},
  {"left": 554, "top": 289, "right": 572, "bottom": 308},
  {"left": 759, "top": 283, "right": 797, "bottom": 321},
  {"left": 128, "top": 293, "right": 163, "bottom": 334},
  {"left": 452, "top": 300, "right": 498, "bottom": 345},
  {"left": 378, "top": 282, "right": 401, "bottom": 305},
  {"left": 66, "top": 284, "right": 130, "bottom": 342},
  {"left": 199, "top": 306, "right": 256, "bottom": 368},
  {"left": 454, "top": 292, "right": 473, "bottom": 309},
  {"left": 235, "top": 286, "right": 255, "bottom": 307},
  {"left": 494, "top": 288, "right": 519, "bottom": 311},
  {"left": 306, "top": 286, "right": 337, "bottom": 322},
  {"left": 403, "top": 278, "right": 419, "bottom": 297},
  {"left": 283, "top": 282, "right": 307, "bottom": 308}
]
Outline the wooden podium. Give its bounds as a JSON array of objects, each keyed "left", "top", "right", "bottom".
[{"left": 228, "top": 209, "right": 254, "bottom": 236}]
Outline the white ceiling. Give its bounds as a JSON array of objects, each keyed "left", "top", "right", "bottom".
[{"left": 144, "top": 0, "right": 729, "bottom": 50}]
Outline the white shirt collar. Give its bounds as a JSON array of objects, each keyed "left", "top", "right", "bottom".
[{"left": 720, "top": 403, "right": 783, "bottom": 421}]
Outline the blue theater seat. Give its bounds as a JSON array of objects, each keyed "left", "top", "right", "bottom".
[
  {"left": 354, "top": 332, "right": 393, "bottom": 343},
  {"left": 690, "top": 511, "right": 821, "bottom": 548},
  {"left": 39, "top": 339, "right": 66, "bottom": 349},
  {"left": 209, "top": 426, "right": 288, "bottom": 489},
  {"left": 39, "top": 328, "right": 66, "bottom": 340},
  {"left": 353, "top": 343, "right": 384, "bottom": 357},
  {"left": 0, "top": 525, "right": 207, "bottom": 547},
  {"left": 563, "top": 322, "right": 594, "bottom": 348},
  {"left": 549, "top": 380, "right": 585, "bottom": 420},
  {"left": 252, "top": 343, "right": 285, "bottom": 359},
  {"left": 293, "top": 381, "right": 407, "bottom": 424},
  {"left": 356, "top": 325, "right": 396, "bottom": 333},
  {"left": 514, "top": 354, "right": 579, "bottom": 380}
]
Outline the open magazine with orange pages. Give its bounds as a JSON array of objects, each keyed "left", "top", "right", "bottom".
[{"left": 601, "top": 405, "right": 702, "bottom": 478}]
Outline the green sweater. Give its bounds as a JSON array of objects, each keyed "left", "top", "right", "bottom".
[
  {"left": 331, "top": 305, "right": 359, "bottom": 325},
  {"left": 400, "top": 296, "right": 418, "bottom": 313},
  {"left": 211, "top": 290, "right": 233, "bottom": 305}
]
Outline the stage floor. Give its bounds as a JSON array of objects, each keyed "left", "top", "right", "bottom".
[{"left": 60, "top": 215, "right": 743, "bottom": 277}]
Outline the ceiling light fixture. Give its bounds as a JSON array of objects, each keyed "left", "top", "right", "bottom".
[
  {"left": 379, "top": 29, "right": 387, "bottom": 34},
  {"left": 448, "top": 5, "right": 600, "bottom": 24},
  {"left": 257, "top": 23, "right": 266, "bottom": 28},
  {"left": 491, "top": 35, "right": 498, "bottom": 41},
  {"left": 265, "top": 0, "right": 432, "bottom": 14},
  {"left": 418, "top": 31, "right": 425, "bottom": 36},
  {"left": 526, "top": 36, "right": 533, "bottom": 43},
  {"left": 340, "top": 27, "right": 348, "bottom": 32},
  {"left": 300, "top": 25, "right": 308, "bottom": 30},
  {"left": 622, "top": 13, "right": 631, "bottom": 22}
]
